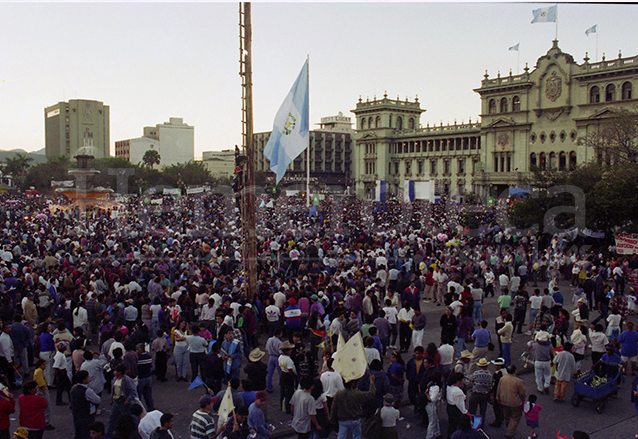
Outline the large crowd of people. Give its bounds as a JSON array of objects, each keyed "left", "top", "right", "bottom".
[{"left": 0, "top": 192, "right": 634, "bottom": 439}]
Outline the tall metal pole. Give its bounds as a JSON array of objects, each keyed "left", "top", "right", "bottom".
[{"left": 240, "top": 2, "right": 257, "bottom": 301}]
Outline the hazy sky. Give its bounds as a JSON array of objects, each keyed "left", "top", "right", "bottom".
[{"left": 0, "top": 2, "right": 636, "bottom": 158}]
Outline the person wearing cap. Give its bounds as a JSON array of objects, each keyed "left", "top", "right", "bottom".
[
  {"left": 190, "top": 394, "right": 224, "bottom": 439},
  {"left": 244, "top": 348, "right": 267, "bottom": 391},
  {"left": 12, "top": 427, "right": 28, "bottom": 439},
  {"left": 248, "top": 391, "right": 271, "bottom": 439},
  {"left": 530, "top": 330, "right": 552, "bottom": 394},
  {"left": 279, "top": 341, "right": 297, "bottom": 414},
  {"left": 592, "top": 344, "right": 623, "bottom": 381},
  {"left": 468, "top": 357, "right": 493, "bottom": 421},
  {"left": 379, "top": 393, "right": 400, "bottom": 439}
]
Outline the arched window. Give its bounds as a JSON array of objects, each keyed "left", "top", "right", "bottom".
[
  {"left": 500, "top": 98, "right": 508, "bottom": 113},
  {"left": 512, "top": 96, "right": 521, "bottom": 111},
  {"left": 622, "top": 82, "right": 633, "bottom": 100},
  {"left": 361, "top": 118, "right": 366, "bottom": 129},
  {"left": 530, "top": 153, "right": 537, "bottom": 168},
  {"left": 488, "top": 99, "right": 496, "bottom": 114},
  {"left": 408, "top": 118, "right": 415, "bottom": 130},
  {"left": 375, "top": 116, "right": 381, "bottom": 128},
  {"left": 558, "top": 151, "right": 566, "bottom": 171},
  {"left": 549, "top": 152, "right": 557, "bottom": 170},
  {"left": 569, "top": 151, "right": 577, "bottom": 170},
  {"left": 590, "top": 86, "right": 600, "bottom": 103},
  {"left": 539, "top": 152, "right": 547, "bottom": 170},
  {"left": 606, "top": 84, "right": 616, "bottom": 102},
  {"left": 368, "top": 117, "right": 374, "bottom": 128},
  {"left": 396, "top": 116, "right": 403, "bottom": 130}
]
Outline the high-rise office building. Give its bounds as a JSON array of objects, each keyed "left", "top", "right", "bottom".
[{"left": 45, "top": 99, "right": 110, "bottom": 159}]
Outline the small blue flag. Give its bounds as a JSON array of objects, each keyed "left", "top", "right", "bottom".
[
  {"left": 531, "top": 5, "right": 557, "bottom": 24},
  {"left": 585, "top": 25, "right": 597, "bottom": 36},
  {"left": 188, "top": 375, "right": 205, "bottom": 390},
  {"left": 309, "top": 205, "right": 317, "bottom": 218},
  {"left": 508, "top": 43, "right": 519, "bottom": 51}
]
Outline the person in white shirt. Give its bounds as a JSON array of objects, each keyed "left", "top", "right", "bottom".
[
  {"left": 446, "top": 372, "right": 468, "bottom": 437},
  {"left": 131, "top": 404, "right": 163, "bottom": 439},
  {"left": 383, "top": 300, "right": 399, "bottom": 349},
  {"left": 264, "top": 299, "right": 282, "bottom": 336},
  {"left": 380, "top": 393, "right": 400, "bottom": 431},
  {"left": 320, "top": 359, "right": 344, "bottom": 404},
  {"left": 437, "top": 340, "right": 455, "bottom": 377},
  {"left": 364, "top": 337, "right": 381, "bottom": 365},
  {"left": 424, "top": 372, "right": 443, "bottom": 439},
  {"left": 498, "top": 272, "right": 510, "bottom": 294}
]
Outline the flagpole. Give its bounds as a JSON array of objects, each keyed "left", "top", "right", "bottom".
[
  {"left": 555, "top": 3, "right": 558, "bottom": 40},
  {"left": 596, "top": 30, "right": 598, "bottom": 62},
  {"left": 517, "top": 50, "right": 520, "bottom": 75},
  {"left": 306, "top": 54, "right": 310, "bottom": 208}
]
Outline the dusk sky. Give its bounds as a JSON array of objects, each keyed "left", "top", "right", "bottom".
[{"left": 0, "top": 2, "right": 636, "bottom": 157}]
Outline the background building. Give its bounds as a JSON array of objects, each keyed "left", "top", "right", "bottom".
[
  {"left": 255, "top": 112, "right": 354, "bottom": 191},
  {"left": 353, "top": 41, "right": 638, "bottom": 200},
  {"left": 202, "top": 149, "right": 235, "bottom": 180},
  {"left": 115, "top": 117, "right": 194, "bottom": 167},
  {"left": 45, "top": 99, "right": 110, "bottom": 160}
]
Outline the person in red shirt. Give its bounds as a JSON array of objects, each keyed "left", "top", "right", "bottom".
[
  {"left": 18, "top": 381, "right": 48, "bottom": 439},
  {"left": 0, "top": 388, "right": 15, "bottom": 439}
]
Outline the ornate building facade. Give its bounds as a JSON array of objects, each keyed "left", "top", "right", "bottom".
[{"left": 353, "top": 41, "right": 638, "bottom": 200}]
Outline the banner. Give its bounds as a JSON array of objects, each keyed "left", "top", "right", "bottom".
[
  {"left": 582, "top": 228, "right": 605, "bottom": 239},
  {"left": 186, "top": 187, "right": 204, "bottom": 195},
  {"left": 163, "top": 188, "right": 180, "bottom": 195},
  {"left": 51, "top": 180, "right": 74, "bottom": 187},
  {"left": 615, "top": 233, "right": 638, "bottom": 254}
]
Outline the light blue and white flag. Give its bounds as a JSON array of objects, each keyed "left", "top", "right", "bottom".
[
  {"left": 375, "top": 180, "right": 386, "bottom": 202},
  {"left": 508, "top": 43, "right": 520, "bottom": 51},
  {"left": 263, "top": 60, "right": 309, "bottom": 184},
  {"left": 585, "top": 24, "right": 597, "bottom": 36},
  {"left": 531, "top": 5, "right": 557, "bottom": 23}
]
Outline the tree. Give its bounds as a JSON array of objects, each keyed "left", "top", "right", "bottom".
[
  {"left": 24, "top": 155, "right": 71, "bottom": 191},
  {"left": 580, "top": 107, "right": 638, "bottom": 164},
  {"left": 142, "top": 149, "right": 161, "bottom": 169},
  {"left": 163, "top": 161, "right": 213, "bottom": 187},
  {"left": 2, "top": 152, "right": 33, "bottom": 186}
]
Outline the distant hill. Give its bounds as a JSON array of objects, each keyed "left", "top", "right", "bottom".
[{"left": 0, "top": 149, "right": 47, "bottom": 165}]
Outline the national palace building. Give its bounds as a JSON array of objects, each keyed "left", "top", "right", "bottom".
[{"left": 352, "top": 40, "right": 638, "bottom": 200}]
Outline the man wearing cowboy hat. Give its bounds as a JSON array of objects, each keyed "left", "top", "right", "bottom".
[
  {"left": 531, "top": 331, "right": 552, "bottom": 394},
  {"left": 244, "top": 349, "right": 267, "bottom": 391},
  {"left": 468, "top": 357, "right": 493, "bottom": 421},
  {"left": 453, "top": 350, "right": 473, "bottom": 390},
  {"left": 489, "top": 358, "right": 506, "bottom": 428}
]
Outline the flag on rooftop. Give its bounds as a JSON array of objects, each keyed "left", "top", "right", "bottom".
[
  {"left": 509, "top": 43, "right": 520, "bottom": 51},
  {"left": 585, "top": 25, "right": 597, "bottom": 36},
  {"left": 531, "top": 6, "right": 557, "bottom": 23},
  {"left": 263, "top": 60, "right": 309, "bottom": 184}
]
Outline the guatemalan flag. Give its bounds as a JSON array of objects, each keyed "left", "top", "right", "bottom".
[
  {"left": 531, "top": 5, "right": 557, "bottom": 23},
  {"left": 263, "top": 60, "right": 310, "bottom": 184}
]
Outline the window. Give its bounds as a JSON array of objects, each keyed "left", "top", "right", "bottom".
[
  {"left": 430, "top": 159, "right": 437, "bottom": 175},
  {"left": 418, "top": 160, "right": 423, "bottom": 175},
  {"left": 512, "top": 96, "right": 521, "bottom": 111},
  {"left": 549, "top": 152, "right": 556, "bottom": 170},
  {"left": 389, "top": 163, "right": 393, "bottom": 175},
  {"left": 506, "top": 154, "right": 511, "bottom": 172},
  {"left": 376, "top": 116, "right": 381, "bottom": 127},
  {"left": 530, "top": 133, "right": 537, "bottom": 143},
  {"left": 458, "top": 159, "right": 465, "bottom": 174},
  {"left": 494, "top": 155, "right": 499, "bottom": 172},
  {"left": 606, "top": 84, "right": 616, "bottom": 102},
  {"left": 408, "top": 118, "right": 415, "bottom": 130},
  {"left": 622, "top": 82, "right": 633, "bottom": 100},
  {"left": 488, "top": 99, "right": 496, "bottom": 114},
  {"left": 361, "top": 118, "right": 366, "bottom": 129},
  {"left": 500, "top": 98, "right": 508, "bottom": 113},
  {"left": 394, "top": 162, "right": 399, "bottom": 175},
  {"left": 539, "top": 152, "right": 546, "bottom": 170},
  {"left": 560, "top": 131, "right": 566, "bottom": 142},
  {"left": 569, "top": 151, "right": 577, "bottom": 170},
  {"left": 530, "top": 153, "right": 537, "bottom": 168},
  {"left": 550, "top": 131, "right": 556, "bottom": 143},
  {"left": 444, "top": 160, "right": 450, "bottom": 175},
  {"left": 416, "top": 142, "right": 421, "bottom": 153},
  {"left": 409, "top": 142, "right": 414, "bottom": 153},
  {"left": 405, "top": 160, "right": 411, "bottom": 175},
  {"left": 396, "top": 117, "right": 403, "bottom": 130},
  {"left": 442, "top": 140, "right": 447, "bottom": 152},
  {"left": 590, "top": 86, "right": 600, "bottom": 103},
  {"left": 559, "top": 151, "right": 566, "bottom": 171},
  {"left": 369, "top": 117, "right": 374, "bottom": 128}
]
